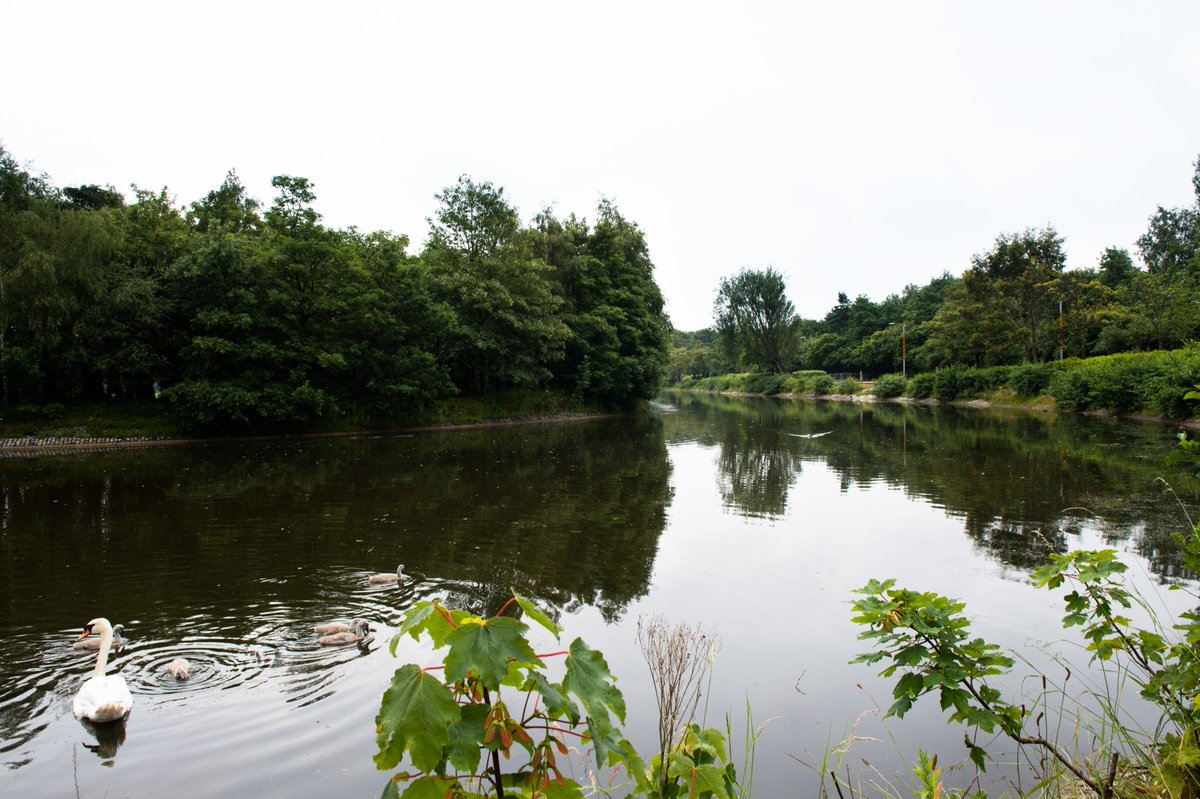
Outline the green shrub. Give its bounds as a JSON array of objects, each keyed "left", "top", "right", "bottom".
[
  {"left": 932, "top": 367, "right": 973, "bottom": 402},
  {"left": 1149, "top": 378, "right": 1200, "bottom": 420},
  {"left": 1044, "top": 350, "right": 1200, "bottom": 416},
  {"left": 932, "top": 366, "right": 1010, "bottom": 402},
  {"left": 907, "top": 373, "right": 935, "bottom": 399},
  {"left": 758, "top": 373, "right": 792, "bottom": 395},
  {"left": 788, "top": 370, "right": 829, "bottom": 395},
  {"left": 837, "top": 378, "right": 862, "bottom": 395},
  {"left": 1048, "top": 368, "right": 1088, "bottom": 411},
  {"left": 812, "top": 374, "right": 835, "bottom": 395},
  {"left": 872, "top": 373, "right": 907, "bottom": 399},
  {"left": 14, "top": 402, "right": 65, "bottom": 420},
  {"left": 1008, "top": 362, "right": 1059, "bottom": 397}
]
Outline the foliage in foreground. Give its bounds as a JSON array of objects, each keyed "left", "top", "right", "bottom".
[
  {"left": 375, "top": 594, "right": 745, "bottom": 798},
  {"left": 852, "top": 450, "right": 1200, "bottom": 798}
]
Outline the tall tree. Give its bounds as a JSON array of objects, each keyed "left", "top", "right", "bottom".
[
  {"left": 424, "top": 176, "right": 568, "bottom": 394},
  {"left": 714, "top": 268, "right": 798, "bottom": 373},
  {"left": 187, "top": 170, "right": 261, "bottom": 234},
  {"left": 1098, "top": 246, "right": 1138, "bottom": 289},
  {"left": 540, "top": 201, "right": 670, "bottom": 406},
  {"left": 957, "top": 227, "right": 1067, "bottom": 363},
  {"left": 1136, "top": 155, "right": 1200, "bottom": 280},
  {"left": 76, "top": 187, "right": 192, "bottom": 398}
]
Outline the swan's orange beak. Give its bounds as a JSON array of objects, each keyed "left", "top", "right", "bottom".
[{"left": 77, "top": 630, "right": 91, "bottom": 640}]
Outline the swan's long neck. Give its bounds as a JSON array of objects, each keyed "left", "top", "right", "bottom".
[{"left": 93, "top": 624, "right": 114, "bottom": 677}]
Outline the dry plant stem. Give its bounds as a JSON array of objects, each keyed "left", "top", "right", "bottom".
[{"left": 637, "top": 614, "right": 719, "bottom": 789}]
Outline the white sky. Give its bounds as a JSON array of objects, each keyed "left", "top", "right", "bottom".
[{"left": 3, "top": 1, "right": 1199, "bottom": 330}]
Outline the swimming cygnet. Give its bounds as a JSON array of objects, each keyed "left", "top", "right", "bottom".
[
  {"left": 74, "top": 623, "right": 125, "bottom": 651},
  {"left": 165, "top": 658, "right": 191, "bottom": 680},
  {"left": 367, "top": 564, "right": 409, "bottom": 585},
  {"left": 317, "top": 619, "right": 371, "bottom": 646},
  {"left": 313, "top": 618, "right": 366, "bottom": 635}
]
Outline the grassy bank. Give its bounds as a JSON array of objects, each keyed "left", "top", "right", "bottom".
[
  {"left": 674, "top": 347, "right": 1200, "bottom": 421},
  {"left": 0, "top": 389, "right": 604, "bottom": 443}
]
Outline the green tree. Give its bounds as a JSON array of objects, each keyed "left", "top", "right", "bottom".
[
  {"left": 338, "top": 229, "right": 455, "bottom": 416},
  {"left": 714, "top": 267, "right": 798, "bottom": 373},
  {"left": 187, "top": 169, "right": 261, "bottom": 234},
  {"left": 0, "top": 186, "right": 122, "bottom": 399},
  {"left": 166, "top": 176, "right": 351, "bottom": 429},
  {"left": 428, "top": 174, "right": 519, "bottom": 262},
  {"left": 539, "top": 201, "right": 670, "bottom": 406},
  {"left": 76, "top": 187, "right": 193, "bottom": 399},
  {"left": 62, "top": 184, "right": 125, "bottom": 210},
  {"left": 933, "top": 227, "right": 1067, "bottom": 365},
  {"left": 1137, "top": 155, "right": 1200, "bottom": 281},
  {"left": 425, "top": 176, "right": 568, "bottom": 394},
  {"left": 1040, "top": 269, "right": 1115, "bottom": 359},
  {"left": 1098, "top": 246, "right": 1138, "bottom": 289},
  {"left": 1122, "top": 270, "right": 1200, "bottom": 350}
]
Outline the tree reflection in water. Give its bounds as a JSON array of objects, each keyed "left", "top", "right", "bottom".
[{"left": 661, "top": 391, "right": 1199, "bottom": 577}]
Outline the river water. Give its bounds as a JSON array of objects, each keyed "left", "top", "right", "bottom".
[{"left": 0, "top": 393, "right": 1197, "bottom": 797}]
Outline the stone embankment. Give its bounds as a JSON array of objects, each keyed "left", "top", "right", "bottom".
[{"left": 0, "top": 434, "right": 176, "bottom": 457}]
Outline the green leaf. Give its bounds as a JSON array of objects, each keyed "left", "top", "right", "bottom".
[
  {"left": 380, "top": 776, "right": 401, "bottom": 799},
  {"left": 967, "top": 740, "right": 988, "bottom": 772},
  {"left": 444, "top": 616, "right": 542, "bottom": 690},
  {"left": 446, "top": 702, "right": 488, "bottom": 773},
  {"left": 375, "top": 664, "right": 460, "bottom": 773},
  {"left": 537, "top": 778, "right": 586, "bottom": 799},
  {"left": 587, "top": 711, "right": 620, "bottom": 768},
  {"left": 522, "top": 671, "right": 581, "bottom": 724},
  {"left": 564, "top": 637, "right": 626, "bottom": 724},
  {"left": 396, "top": 601, "right": 464, "bottom": 649},
  {"left": 689, "top": 726, "right": 729, "bottom": 763},
  {"left": 511, "top": 590, "right": 561, "bottom": 640},
  {"left": 397, "top": 776, "right": 472, "bottom": 799},
  {"left": 612, "top": 736, "right": 650, "bottom": 792},
  {"left": 895, "top": 671, "right": 925, "bottom": 699},
  {"left": 666, "top": 757, "right": 728, "bottom": 798}
]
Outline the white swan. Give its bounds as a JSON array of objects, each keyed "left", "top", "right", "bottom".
[
  {"left": 73, "top": 623, "right": 125, "bottom": 651},
  {"left": 73, "top": 618, "right": 133, "bottom": 723},
  {"left": 317, "top": 619, "right": 371, "bottom": 646},
  {"left": 368, "top": 564, "right": 409, "bottom": 585}
]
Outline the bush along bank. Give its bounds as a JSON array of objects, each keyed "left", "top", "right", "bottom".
[{"left": 671, "top": 346, "right": 1200, "bottom": 422}]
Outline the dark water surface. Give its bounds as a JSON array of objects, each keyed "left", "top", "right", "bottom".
[{"left": 1, "top": 394, "right": 1197, "bottom": 797}]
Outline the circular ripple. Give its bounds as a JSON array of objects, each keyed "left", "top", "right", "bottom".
[{"left": 120, "top": 639, "right": 274, "bottom": 697}]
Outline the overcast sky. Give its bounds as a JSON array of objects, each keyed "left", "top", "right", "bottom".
[{"left": 3, "top": 1, "right": 1199, "bottom": 329}]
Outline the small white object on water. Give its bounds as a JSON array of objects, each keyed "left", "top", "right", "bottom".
[{"left": 166, "top": 658, "right": 191, "bottom": 680}]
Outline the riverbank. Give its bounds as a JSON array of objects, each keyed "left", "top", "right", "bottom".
[
  {"left": 0, "top": 392, "right": 619, "bottom": 454},
  {"left": 676, "top": 387, "right": 1200, "bottom": 430}
]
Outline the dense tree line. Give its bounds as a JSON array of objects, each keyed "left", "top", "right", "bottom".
[
  {"left": 681, "top": 155, "right": 1200, "bottom": 378},
  {"left": 0, "top": 147, "right": 670, "bottom": 430}
]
